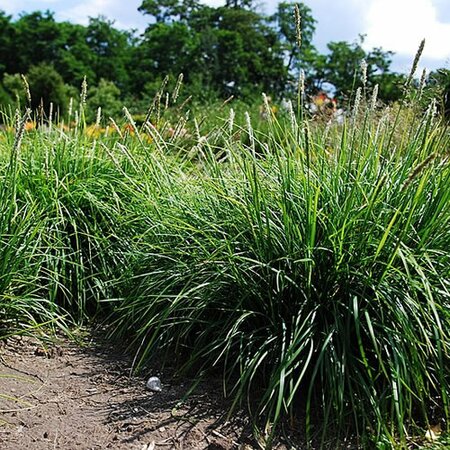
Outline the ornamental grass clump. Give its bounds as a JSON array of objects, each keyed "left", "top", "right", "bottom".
[
  {"left": 0, "top": 106, "right": 138, "bottom": 328},
  {"left": 1, "top": 66, "right": 449, "bottom": 447},
  {"left": 108, "top": 84, "right": 450, "bottom": 447},
  {"left": 0, "top": 110, "right": 54, "bottom": 334}
]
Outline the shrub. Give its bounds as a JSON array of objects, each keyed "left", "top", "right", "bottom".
[{"left": 27, "top": 63, "right": 68, "bottom": 117}]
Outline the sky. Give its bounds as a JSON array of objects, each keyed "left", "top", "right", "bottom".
[{"left": 0, "top": 0, "right": 449, "bottom": 73}]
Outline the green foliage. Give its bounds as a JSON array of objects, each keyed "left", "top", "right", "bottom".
[
  {"left": 56, "top": 22, "right": 96, "bottom": 86},
  {"left": 86, "top": 17, "right": 133, "bottom": 89},
  {"left": 272, "top": 1, "right": 319, "bottom": 90},
  {"left": 212, "top": 6, "right": 287, "bottom": 97},
  {"left": 0, "top": 4, "right": 435, "bottom": 107},
  {"left": 106, "top": 94, "right": 450, "bottom": 447},
  {"left": 0, "top": 11, "right": 14, "bottom": 75},
  {"left": 138, "top": 22, "right": 198, "bottom": 80},
  {"left": 27, "top": 63, "right": 68, "bottom": 115},
  {"left": 11, "top": 11, "right": 62, "bottom": 74},
  {"left": 139, "top": 0, "right": 201, "bottom": 23},
  {"left": 2, "top": 73, "right": 25, "bottom": 107},
  {"left": 0, "top": 111, "right": 64, "bottom": 334},
  {"left": 315, "top": 36, "right": 406, "bottom": 102},
  {"left": 426, "top": 69, "right": 450, "bottom": 119},
  {"left": 0, "top": 83, "right": 11, "bottom": 107},
  {"left": 1, "top": 4, "right": 450, "bottom": 446},
  {"left": 86, "top": 78, "right": 122, "bottom": 123},
  {"left": 134, "top": 4, "right": 287, "bottom": 99},
  {"left": 0, "top": 112, "right": 131, "bottom": 327}
]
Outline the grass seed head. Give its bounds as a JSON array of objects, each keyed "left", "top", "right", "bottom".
[
  {"left": 406, "top": 39, "right": 425, "bottom": 88},
  {"left": 165, "top": 92, "right": 170, "bottom": 110},
  {"left": 229, "top": 108, "right": 235, "bottom": 135},
  {"left": 172, "top": 73, "right": 183, "bottom": 104},
  {"left": 370, "top": 84, "right": 379, "bottom": 110},
  {"left": 294, "top": 4, "right": 301, "bottom": 49},
  {"left": 12, "top": 109, "right": 30, "bottom": 154},
  {"left": 194, "top": 117, "right": 201, "bottom": 141},
  {"left": 221, "top": 95, "right": 234, "bottom": 108},
  {"left": 245, "top": 111, "right": 254, "bottom": 148},
  {"left": 49, "top": 102, "right": 53, "bottom": 125},
  {"left": 287, "top": 100, "right": 297, "bottom": 135},
  {"left": 352, "top": 87, "right": 362, "bottom": 123},
  {"left": 68, "top": 97, "right": 73, "bottom": 121},
  {"left": 95, "top": 107, "right": 102, "bottom": 128},
  {"left": 426, "top": 98, "right": 437, "bottom": 122},
  {"left": 418, "top": 68, "right": 427, "bottom": 99},
  {"left": 109, "top": 117, "right": 123, "bottom": 139},
  {"left": 360, "top": 59, "right": 368, "bottom": 87},
  {"left": 80, "top": 76, "right": 88, "bottom": 106},
  {"left": 123, "top": 107, "right": 140, "bottom": 140},
  {"left": 262, "top": 93, "right": 272, "bottom": 122},
  {"left": 402, "top": 152, "right": 437, "bottom": 190},
  {"left": 177, "top": 95, "right": 192, "bottom": 111},
  {"left": 299, "top": 69, "right": 305, "bottom": 96},
  {"left": 21, "top": 74, "right": 31, "bottom": 106}
]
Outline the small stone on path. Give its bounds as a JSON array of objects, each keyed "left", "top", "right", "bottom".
[{"left": 146, "top": 376, "right": 162, "bottom": 392}]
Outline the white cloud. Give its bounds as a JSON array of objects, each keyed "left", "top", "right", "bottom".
[
  {"left": 298, "top": 0, "right": 367, "bottom": 53},
  {"left": 202, "top": 0, "right": 224, "bottom": 8},
  {"left": 0, "top": 0, "right": 60, "bottom": 14},
  {"left": 58, "top": 0, "right": 116, "bottom": 25},
  {"left": 0, "top": 0, "right": 146, "bottom": 31},
  {"left": 0, "top": 0, "right": 21, "bottom": 14},
  {"left": 57, "top": 0, "right": 148, "bottom": 30},
  {"left": 364, "top": 0, "right": 450, "bottom": 61}
]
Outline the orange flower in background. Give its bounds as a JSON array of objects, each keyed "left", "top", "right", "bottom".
[
  {"left": 122, "top": 123, "right": 135, "bottom": 135},
  {"left": 310, "top": 92, "right": 337, "bottom": 119},
  {"left": 25, "top": 121, "right": 36, "bottom": 131},
  {"left": 85, "top": 125, "right": 102, "bottom": 138}
]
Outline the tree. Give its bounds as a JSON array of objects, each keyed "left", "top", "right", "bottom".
[
  {"left": 86, "top": 79, "right": 122, "bottom": 123},
  {"left": 12, "top": 11, "right": 62, "bottom": 74},
  {"left": 0, "top": 12, "right": 15, "bottom": 76},
  {"left": 2, "top": 73, "right": 24, "bottom": 107},
  {"left": 0, "top": 83, "right": 11, "bottom": 107},
  {"left": 272, "top": 2, "right": 316, "bottom": 70},
  {"left": 0, "top": 3, "right": 409, "bottom": 107},
  {"left": 224, "top": 0, "right": 254, "bottom": 9},
  {"left": 27, "top": 63, "right": 68, "bottom": 116},
  {"left": 86, "top": 17, "right": 133, "bottom": 91},
  {"left": 56, "top": 22, "right": 96, "bottom": 87},
  {"left": 198, "top": 6, "right": 287, "bottom": 97},
  {"left": 270, "top": 2, "right": 323, "bottom": 95},
  {"left": 136, "top": 2, "right": 287, "bottom": 99},
  {"left": 425, "top": 69, "right": 450, "bottom": 119},
  {"left": 139, "top": 0, "right": 202, "bottom": 23},
  {"left": 131, "top": 21, "right": 199, "bottom": 95},
  {"left": 316, "top": 37, "right": 405, "bottom": 102}
]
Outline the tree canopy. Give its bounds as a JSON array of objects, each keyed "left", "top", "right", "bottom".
[{"left": 0, "top": 1, "right": 441, "bottom": 113}]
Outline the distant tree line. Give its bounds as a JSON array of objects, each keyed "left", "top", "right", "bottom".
[{"left": 0, "top": 1, "right": 447, "bottom": 118}]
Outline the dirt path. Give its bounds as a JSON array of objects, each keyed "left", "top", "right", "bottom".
[{"left": 0, "top": 334, "right": 260, "bottom": 450}]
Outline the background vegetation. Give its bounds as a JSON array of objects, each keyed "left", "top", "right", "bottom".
[{"left": 2, "top": 0, "right": 444, "bottom": 116}]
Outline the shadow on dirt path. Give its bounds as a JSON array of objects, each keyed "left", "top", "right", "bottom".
[{"left": 0, "top": 333, "right": 262, "bottom": 449}]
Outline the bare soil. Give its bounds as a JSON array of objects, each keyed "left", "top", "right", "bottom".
[{"left": 0, "top": 333, "right": 270, "bottom": 450}]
